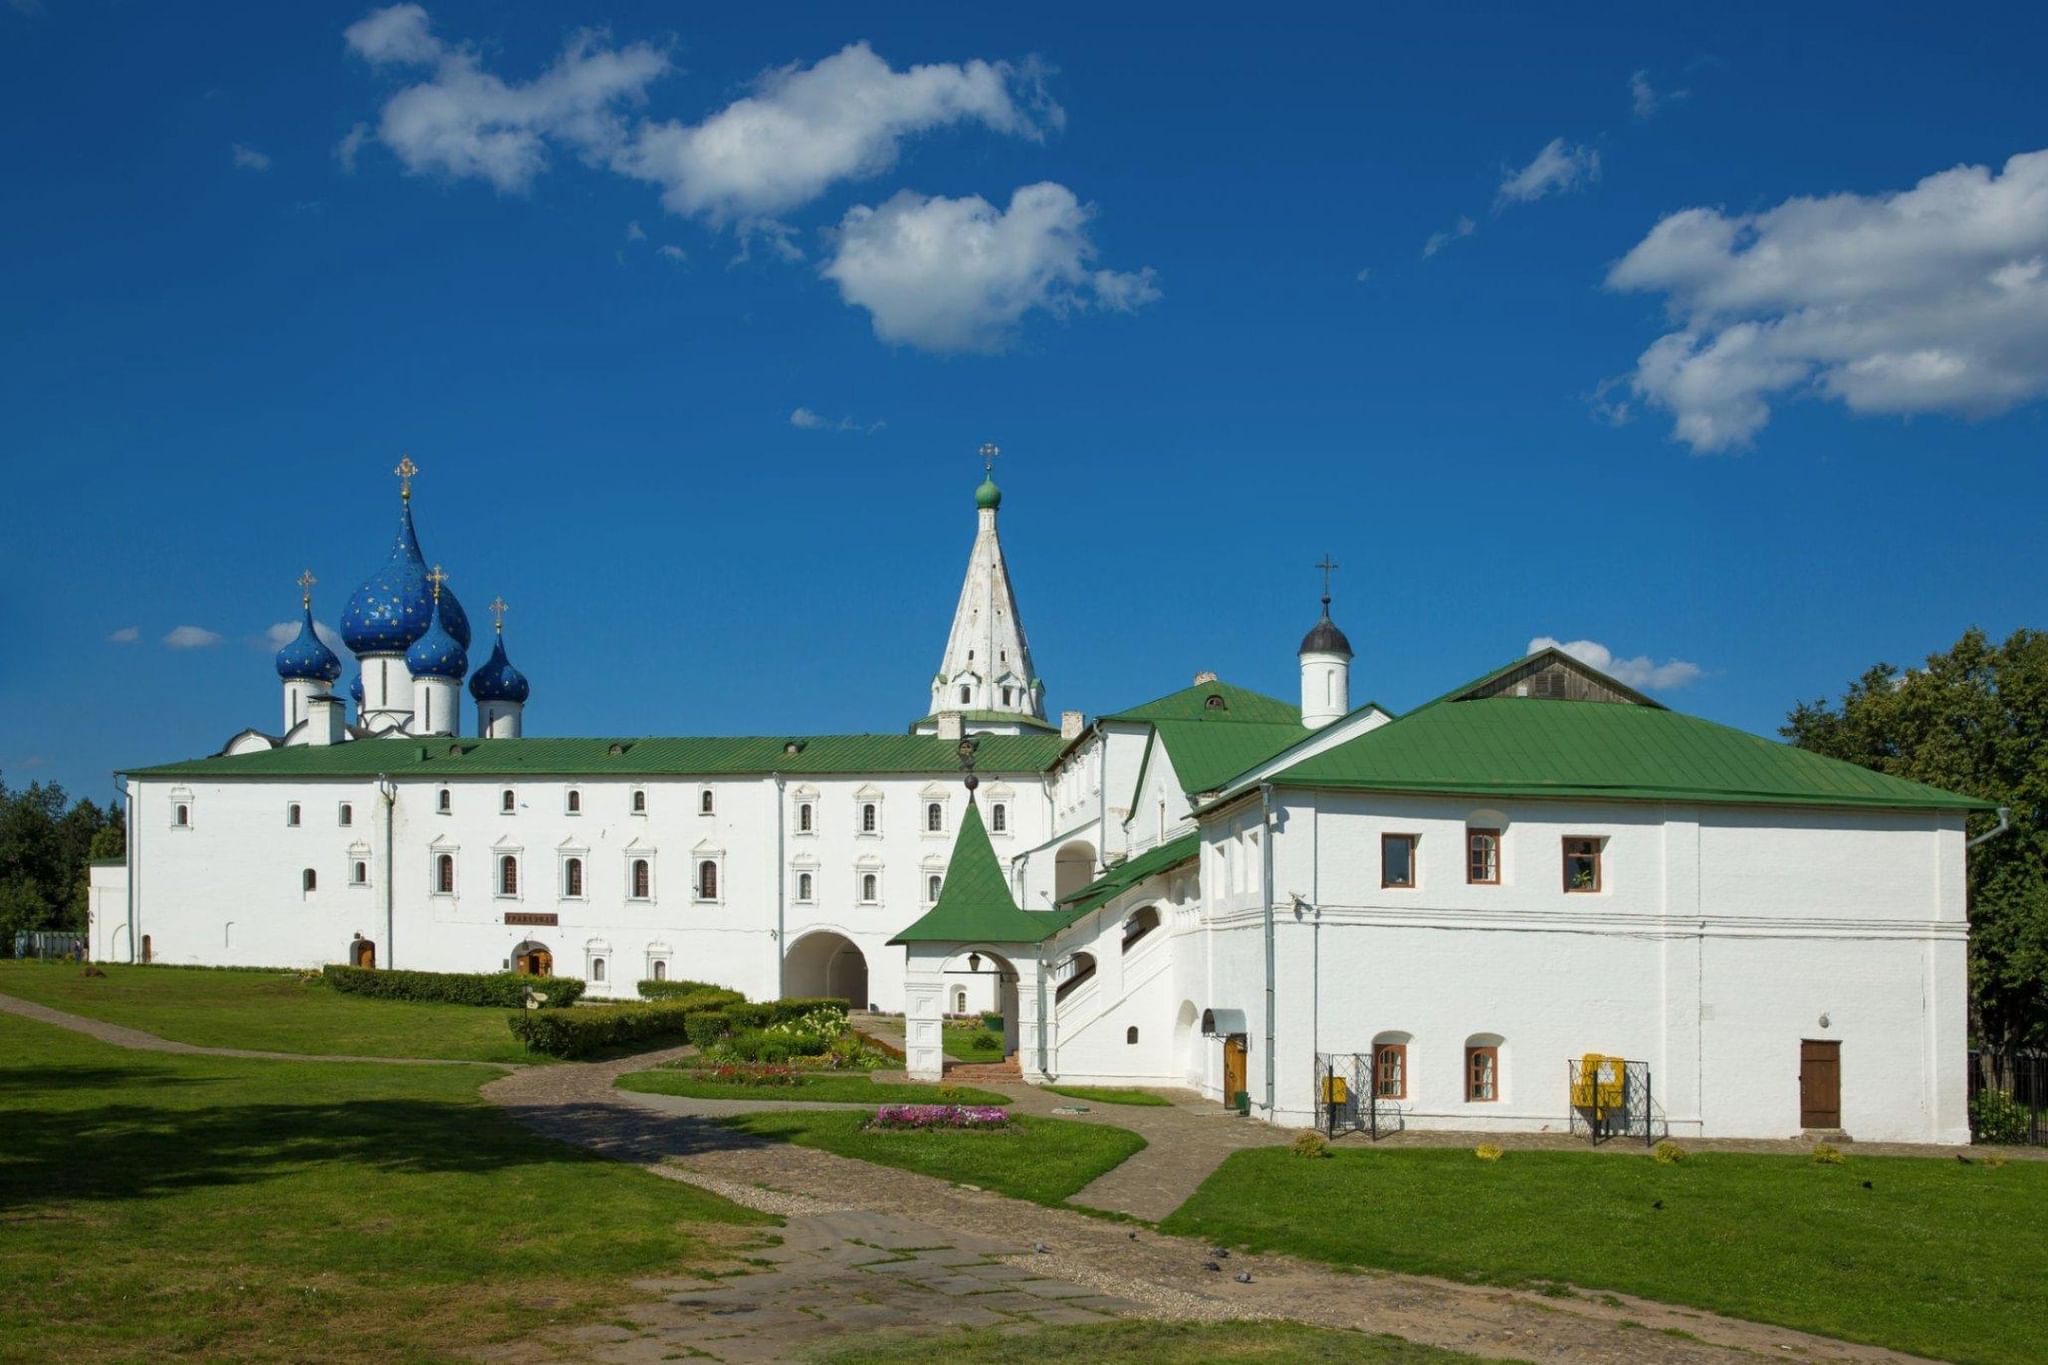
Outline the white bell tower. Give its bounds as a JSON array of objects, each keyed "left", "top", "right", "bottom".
[
  {"left": 1299, "top": 555, "right": 1353, "bottom": 730},
  {"left": 924, "top": 442, "right": 1047, "bottom": 732}
]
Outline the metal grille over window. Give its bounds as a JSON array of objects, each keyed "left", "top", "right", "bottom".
[
  {"left": 1567, "top": 1055, "right": 1664, "bottom": 1146},
  {"left": 1315, "top": 1052, "right": 1404, "bottom": 1139}
]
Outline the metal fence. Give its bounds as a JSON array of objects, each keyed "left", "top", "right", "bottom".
[
  {"left": 8, "top": 931, "right": 87, "bottom": 961},
  {"left": 1567, "top": 1056, "right": 1665, "bottom": 1146},
  {"left": 1969, "top": 1051, "right": 2048, "bottom": 1146},
  {"left": 1314, "top": 1051, "right": 1404, "bottom": 1140}
]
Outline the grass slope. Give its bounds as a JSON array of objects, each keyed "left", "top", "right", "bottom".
[
  {"left": 0, "top": 962, "right": 539, "bottom": 1064},
  {"left": 942, "top": 1021, "right": 1007, "bottom": 1062},
  {"left": 723, "top": 1110, "right": 1146, "bottom": 1206},
  {"left": 0, "top": 1013, "right": 774, "bottom": 1361},
  {"left": 617, "top": 1069, "right": 1009, "bottom": 1105},
  {"left": 812, "top": 1320, "right": 1489, "bottom": 1363},
  {"left": 1164, "top": 1146, "right": 2048, "bottom": 1365},
  {"left": 1040, "top": 1084, "right": 1172, "bottom": 1107}
]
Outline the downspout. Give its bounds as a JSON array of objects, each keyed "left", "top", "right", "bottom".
[
  {"left": 1261, "top": 781, "right": 1276, "bottom": 1117},
  {"left": 772, "top": 773, "right": 786, "bottom": 998},
  {"left": 378, "top": 775, "right": 395, "bottom": 967},
  {"left": 118, "top": 775, "right": 135, "bottom": 964},
  {"left": 1967, "top": 806, "right": 2013, "bottom": 849},
  {"left": 1036, "top": 956, "right": 1049, "bottom": 1077}
]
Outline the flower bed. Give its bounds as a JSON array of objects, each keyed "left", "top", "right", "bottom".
[
  {"left": 868, "top": 1104, "right": 1010, "bottom": 1130},
  {"left": 700, "top": 1062, "right": 802, "bottom": 1088}
]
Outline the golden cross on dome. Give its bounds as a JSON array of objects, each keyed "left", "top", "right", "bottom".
[
  {"left": 1315, "top": 554, "right": 1339, "bottom": 602},
  {"left": 426, "top": 563, "right": 448, "bottom": 602},
  {"left": 395, "top": 454, "right": 419, "bottom": 501},
  {"left": 297, "top": 568, "right": 317, "bottom": 608},
  {"left": 979, "top": 441, "right": 1000, "bottom": 475},
  {"left": 489, "top": 595, "right": 508, "bottom": 634}
]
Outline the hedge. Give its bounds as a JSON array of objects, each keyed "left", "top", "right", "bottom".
[
  {"left": 322, "top": 964, "right": 584, "bottom": 1008},
  {"left": 507, "top": 1001, "right": 697, "bottom": 1058},
  {"left": 637, "top": 978, "right": 745, "bottom": 1004}
]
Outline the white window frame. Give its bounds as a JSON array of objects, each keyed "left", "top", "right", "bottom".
[
  {"left": 436, "top": 786, "right": 452, "bottom": 814},
  {"left": 792, "top": 786, "right": 819, "bottom": 837},
  {"left": 429, "top": 841, "right": 459, "bottom": 897},
  {"left": 500, "top": 788, "right": 517, "bottom": 815},
  {"left": 564, "top": 787, "right": 583, "bottom": 816},
  {"left": 286, "top": 802, "right": 301, "bottom": 828},
  {"left": 626, "top": 851, "right": 657, "bottom": 903},
  {"left": 347, "top": 841, "right": 372, "bottom": 889},
  {"left": 630, "top": 787, "right": 648, "bottom": 816},
  {"left": 856, "top": 860, "right": 883, "bottom": 906},
  {"left": 338, "top": 801, "right": 354, "bottom": 827},
  {"left": 791, "top": 857, "right": 819, "bottom": 906},
  {"left": 698, "top": 787, "right": 716, "bottom": 816},
  {"left": 493, "top": 841, "right": 524, "bottom": 901},
  {"left": 645, "top": 946, "right": 671, "bottom": 983},
  {"left": 855, "top": 786, "right": 884, "bottom": 837},
  {"left": 558, "top": 845, "right": 589, "bottom": 902},
  {"left": 692, "top": 842, "right": 724, "bottom": 904}
]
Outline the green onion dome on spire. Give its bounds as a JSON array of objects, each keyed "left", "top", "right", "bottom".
[{"left": 975, "top": 476, "right": 1002, "bottom": 510}]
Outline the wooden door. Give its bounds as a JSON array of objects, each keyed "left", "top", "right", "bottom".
[
  {"left": 1223, "top": 1035, "right": 1248, "bottom": 1104},
  {"left": 353, "top": 940, "right": 375, "bottom": 969},
  {"left": 1800, "top": 1040, "right": 1840, "bottom": 1128},
  {"left": 519, "top": 949, "right": 552, "bottom": 977}
]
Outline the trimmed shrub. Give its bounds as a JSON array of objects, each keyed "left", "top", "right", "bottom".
[
  {"left": 507, "top": 1001, "right": 696, "bottom": 1059},
  {"left": 1474, "top": 1143, "right": 1504, "bottom": 1161},
  {"left": 637, "top": 978, "right": 744, "bottom": 1005},
  {"left": 1970, "top": 1090, "right": 2032, "bottom": 1145},
  {"left": 1652, "top": 1139, "right": 1688, "bottom": 1165},
  {"left": 323, "top": 963, "right": 583, "bottom": 1008},
  {"left": 724, "top": 1027, "right": 834, "bottom": 1063},
  {"left": 772, "top": 996, "right": 851, "bottom": 1021},
  {"left": 684, "top": 1012, "right": 731, "bottom": 1049},
  {"left": 966, "top": 1029, "right": 1002, "bottom": 1053},
  {"left": 981, "top": 1012, "right": 1004, "bottom": 1031},
  {"left": 1811, "top": 1142, "right": 1845, "bottom": 1165},
  {"left": 720, "top": 1002, "right": 776, "bottom": 1031},
  {"left": 1291, "top": 1130, "right": 1330, "bottom": 1159}
]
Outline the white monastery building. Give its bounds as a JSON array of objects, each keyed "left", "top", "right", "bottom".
[{"left": 91, "top": 456, "right": 1992, "bottom": 1144}]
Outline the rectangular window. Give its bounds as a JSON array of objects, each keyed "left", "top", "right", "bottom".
[
  {"left": 1467, "top": 829, "right": 1499, "bottom": 885},
  {"left": 1381, "top": 834, "right": 1417, "bottom": 889},
  {"left": 1375, "top": 1044, "right": 1407, "bottom": 1099},
  {"left": 1467, "top": 1046, "right": 1499, "bottom": 1101},
  {"left": 1563, "top": 837, "right": 1602, "bottom": 893}
]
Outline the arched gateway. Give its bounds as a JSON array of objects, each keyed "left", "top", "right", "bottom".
[{"left": 784, "top": 931, "right": 870, "bottom": 1009}]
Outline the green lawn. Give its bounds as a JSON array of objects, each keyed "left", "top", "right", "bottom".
[
  {"left": 722, "top": 1110, "right": 1146, "bottom": 1206},
  {"left": 1041, "top": 1084, "right": 1172, "bottom": 1107},
  {"left": 618, "top": 1068, "right": 1010, "bottom": 1105},
  {"left": 1164, "top": 1146, "right": 2048, "bottom": 1365},
  {"left": 0, "top": 962, "right": 540, "bottom": 1064},
  {"left": 812, "top": 1320, "right": 1489, "bottom": 1363},
  {"left": 943, "top": 1020, "right": 1008, "bottom": 1062},
  {"left": 0, "top": 1012, "right": 774, "bottom": 1362}
]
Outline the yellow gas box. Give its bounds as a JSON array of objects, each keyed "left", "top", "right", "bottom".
[
  {"left": 1571, "top": 1054, "right": 1624, "bottom": 1110},
  {"left": 1322, "top": 1075, "right": 1348, "bottom": 1105}
]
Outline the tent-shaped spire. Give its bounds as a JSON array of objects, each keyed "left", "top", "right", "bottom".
[{"left": 890, "top": 798, "right": 1075, "bottom": 945}]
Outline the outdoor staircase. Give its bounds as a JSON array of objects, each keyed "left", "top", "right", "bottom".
[{"left": 944, "top": 1055, "right": 1022, "bottom": 1083}]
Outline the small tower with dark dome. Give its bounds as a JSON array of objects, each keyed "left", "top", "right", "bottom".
[
  {"left": 406, "top": 564, "right": 468, "bottom": 737},
  {"left": 274, "top": 569, "right": 342, "bottom": 736},
  {"left": 469, "top": 595, "right": 530, "bottom": 739},
  {"left": 1299, "top": 555, "right": 1353, "bottom": 730}
]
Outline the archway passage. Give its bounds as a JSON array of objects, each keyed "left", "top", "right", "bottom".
[
  {"left": 512, "top": 941, "right": 553, "bottom": 977},
  {"left": 784, "top": 932, "right": 869, "bottom": 1009},
  {"left": 1053, "top": 841, "right": 1097, "bottom": 901},
  {"left": 351, "top": 938, "right": 375, "bottom": 969}
]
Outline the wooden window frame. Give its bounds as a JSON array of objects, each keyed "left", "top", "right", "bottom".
[
  {"left": 630, "top": 858, "right": 651, "bottom": 901},
  {"left": 1375, "top": 1042, "right": 1408, "bottom": 1099},
  {"left": 1381, "top": 833, "right": 1418, "bottom": 890},
  {"left": 435, "top": 853, "right": 455, "bottom": 895},
  {"left": 696, "top": 859, "right": 719, "bottom": 902},
  {"left": 990, "top": 803, "right": 1007, "bottom": 833},
  {"left": 498, "top": 855, "right": 519, "bottom": 897},
  {"left": 500, "top": 789, "right": 515, "bottom": 814},
  {"left": 926, "top": 802, "right": 944, "bottom": 832},
  {"left": 566, "top": 789, "right": 581, "bottom": 815},
  {"left": 564, "top": 857, "right": 584, "bottom": 899},
  {"left": 1467, "top": 828, "right": 1500, "bottom": 885},
  {"left": 1466, "top": 1045, "right": 1499, "bottom": 1102},
  {"left": 1562, "top": 836, "right": 1602, "bottom": 893}
]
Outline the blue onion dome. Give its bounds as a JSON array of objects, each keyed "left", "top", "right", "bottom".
[
  {"left": 339, "top": 494, "right": 473, "bottom": 653},
  {"left": 405, "top": 584, "right": 468, "bottom": 680},
  {"left": 469, "top": 634, "right": 530, "bottom": 704},
  {"left": 275, "top": 606, "right": 342, "bottom": 683},
  {"left": 349, "top": 672, "right": 364, "bottom": 706}
]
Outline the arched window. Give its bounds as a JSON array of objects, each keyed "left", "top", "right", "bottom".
[
  {"left": 1466, "top": 1035, "right": 1502, "bottom": 1102},
  {"left": 798, "top": 802, "right": 813, "bottom": 832},
  {"left": 175, "top": 804, "right": 190, "bottom": 827},
  {"left": 926, "top": 802, "right": 943, "bottom": 832},
  {"left": 631, "top": 789, "right": 647, "bottom": 814},
  {"left": 437, "top": 788, "right": 451, "bottom": 813},
  {"left": 500, "top": 789, "right": 515, "bottom": 814},
  {"left": 564, "top": 858, "right": 583, "bottom": 898},
  {"left": 697, "top": 860, "right": 718, "bottom": 900},
  {"left": 797, "top": 871, "right": 814, "bottom": 902},
  {"left": 1121, "top": 906, "right": 1161, "bottom": 953},
  {"left": 861, "top": 803, "right": 878, "bottom": 833},
  {"left": 652, "top": 959, "right": 667, "bottom": 981},
  {"left": 1055, "top": 952, "right": 1096, "bottom": 1003},
  {"left": 699, "top": 789, "right": 715, "bottom": 815},
  {"left": 436, "top": 853, "right": 455, "bottom": 894},
  {"left": 499, "top": 855, "right": 518, "bottom": 896},
  {"left": 1467, "top": 828, "right": 1501, "bottom": 885},
  {"left": 302, "top": 868, "right": 317, "bottom": 893},
  {"left": 1002, "top": 686, "right": 1013, "bottom": 706},
  {"left": 566, "top": 789, "right": 581, "bottom": 813},
  {"left": 339, "top": 803, "right": 353, "bottom": 827},
  {"left": 1373, "top": 1032, "right": 1411, "bottom": 1099},
  {"left": 1126, "top": 1026, "right": 1139, "bottom": 1045},
  {"left": 991, "top": 803, "right": 1007, "bottom": 833},
  {"left": 632, "top": 859, "right": 651, "bottom": 899},
  {"left": 591, "top": 957, "right": 606, "bottom": 982},
  {"left": 959, "top": 685, "right": 971, "bottom": 704},
  {"left": 351, "top": 861, "right": 368, "bottom": 885},
  {"left": 927, "top": 874, "right": 942, "bottom": 903},
  {"left": 860, "top": 873, "right": 878, "bottom": 903},
  {"left": 953, "top": 987, "right": 966, "bottom": 1013},
  {"left": 287, "top": 803, "right": 301, "bottom": 827}
]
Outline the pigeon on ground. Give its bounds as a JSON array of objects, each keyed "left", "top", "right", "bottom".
[
  {"left": 1203, "top": 1261, "right": 1222, "bottom": 1272},
  {"left": 1034, "top": 1242, "right": 1050, "bottom": 1254},
  {"left": 1956, "top": 1154, "right": 1972, "bottom": 1164},
  {"left": 1235, "top": 1271, "right": 1253, "bottom": 1284},
  {"left": 1861, "top": 1180, "right": 1873, "bottom": 1190},
  {"left": 1651, "top": 1200, "right": 1663, "bottom": 1210},
  {"left": 1127, "top": 1231, "right": 1138, "bottom": 1240},
  {"left": 1211, "top": 1247, "right": 1229, "bottom": 1258}
]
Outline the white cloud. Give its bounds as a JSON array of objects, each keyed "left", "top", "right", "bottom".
[
  {"left": 1422, "top": 215, "right": 1475, "bottom": 258},
  {"left": 106, "top": 626, "right": 139, "bottom": 644},
  {"left": 790, "top": 406, "right": 883, "bottom": 434},
  {"left": 821, "top": 182, "right": 1157, "bottom": 353},
  {"left": 335, "top": 121, "right": 372, "bottom": 173},
  {"left": 1498, "top": 137, "right": 1600, "bottom": 205},
  {"left": 344, "top": 5, "right": 669, "bottom": 193},
  {"left": 231, "top": 143, "right": 272, "bottom": 172},
  {"left": 1607, "top": 148, "right": 2048, "bottom": 450},
  {"left": 164, "top": 626, "right": 223, "bottom": 649},
  {"left": 624, "top": 219, "right": 646, "bottom": 241},
  {"left": 656, "top": 243, "right": 686, "bottom": 262},
  {"left": 789, "top": 406, "right": 826, "bottom": 429},
  {"left": 265, "top": 620, "right": 345, "bottom": 652},
  {"left": 1354, "top": 267, "right": 1371, "bottom": 283},
  {"left": 1630, "top": 70, "right": 1687, "bottom": 121},
  {"left": 1528, "top": 636, "right": 1703, "bottom": 691},
  {"left": 614, "top": 41, "right": 1058, "bottom": 225}
]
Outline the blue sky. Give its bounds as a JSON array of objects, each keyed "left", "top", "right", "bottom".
[{"left": 4, "top": 1, "right": 2046, "bottom": 801}]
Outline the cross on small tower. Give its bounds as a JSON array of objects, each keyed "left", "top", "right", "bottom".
[
  {"left": 394, "top": 454, "right": 418, "bottom": 501},
  {"left": 297, "top": 568, "right": 317, "bottom": 608},
  {"left": 489, "top": 595, "right": 508, "bottom": 634},
  {"left": 979, "top": 441, "right": 1000, "bottom": 476},
  {"left": 426, "top": 563, "right": 448, "bottom": 602},
  {"left": 1315, "top": 554, "right": 1339, "bottom": 606}
]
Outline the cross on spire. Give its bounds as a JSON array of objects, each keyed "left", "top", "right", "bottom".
[
  {"left": 979, "top": 441, "right": 1000, "bottom": 476},
  {"left": 394, "top": 454, "right": 418, "bottom": 502},
  {"left": 426, "top": 563, "right": 447, "bottom": 602},
  {"left": 489, "top": 595, "right": 508, "bottom": 634},
  {"left": 1315, "top": 554, "right": 1339, "bottom": 607},
  {"left": 296, "top": 568, "right": 317, "bottom": 608}
]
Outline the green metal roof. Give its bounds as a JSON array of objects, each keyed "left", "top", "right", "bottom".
[
  {"left": 907, "top": 709, "right": 1059, "bottom": 734},
  {"left": 890, "top": 799, "right": 1086, "bottom": 945},
  {"left": 126, "top": 733, "right": 1069, "bottom": 781},
  {"left": 1272, "top": 693, "right": 1991, "bottom": 811},
  {"left": 1152, "top": 719, "right": 1313, "bottom": 795},
  {"left": 1059, "top": 832, "right": 1200, "bottom": 915},
  {"left": 1100, "top": 680, "right": 1300, "bottom": 724}
]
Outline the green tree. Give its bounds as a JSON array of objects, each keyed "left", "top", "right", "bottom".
[
  {"left": 1783, "top": 628, "right": 2048, "bottom": 1050},
  {"left": 0, "top": 773, "right": 123, "bottom": 946}
]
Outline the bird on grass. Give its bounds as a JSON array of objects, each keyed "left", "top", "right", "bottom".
[
  {"left": 1956, "top": 1153, "right": 1972, "bottom": 1164},
  {"left": 1235, "top": 1271, "right": 1254, "bottom": 1284},
  {"left": 1203, "top": 1261, "right": 1222, "bottom": 1272},
  {"left": 1651, "top": 1200, "right": 1663, "bottom": 1210},
  {"left": 1861, "top": 1180, "right": 1873, "bottom": 1190},
  {"left": 1034, "top": 1242, "right": 1050, "bottom": 1254},
  {"left": 1211, "top": 1247, "right": 1230, "bottom": 1258}
]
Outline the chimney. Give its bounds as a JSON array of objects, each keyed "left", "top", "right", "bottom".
[
  {"left": 306, "top": 693, "right": 346, "bottom": 746},
  {"left": 1193, "top": 671, "right": 1218, "bottom": 685},
  {"left": 935, "top": 712, "right": 964, "bottom": 741},
  {"left": 1060, "top": 709, "right": 1085, "bottom": 741}
]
